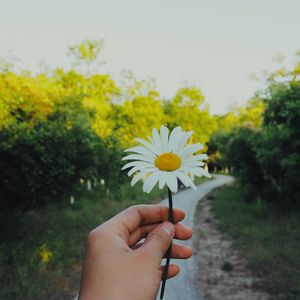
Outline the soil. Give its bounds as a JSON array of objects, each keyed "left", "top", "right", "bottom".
[{"left": 193, "top": 194, "right": 271, "bottom": 300}]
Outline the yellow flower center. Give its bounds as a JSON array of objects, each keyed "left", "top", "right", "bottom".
[{"left": 155, "top": 153, "right": 181, "bottom": 171}]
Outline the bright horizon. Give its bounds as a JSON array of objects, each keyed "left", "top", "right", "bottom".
[{"left": 1, "top": 0, "right": 299, "bottom": 114}]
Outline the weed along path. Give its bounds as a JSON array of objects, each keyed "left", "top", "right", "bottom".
[{"left": 157, "top": 174, "right": 233, "bottom": 300}]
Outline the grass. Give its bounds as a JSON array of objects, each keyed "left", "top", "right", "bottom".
[
  {"left": 209, "top": 184, "right": 300, "bottom": 299},
  {"left": 0, "top": 182, "right": 167, "bottom": 300},
  {"left": 193, "top": 175, "right": 212, "bottom": 185}
]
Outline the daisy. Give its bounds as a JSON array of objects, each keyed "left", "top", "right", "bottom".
[{"left": 122, "top": 125, "right": 211, "bottom": 193}]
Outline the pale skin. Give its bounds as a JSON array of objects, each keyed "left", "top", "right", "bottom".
[{"left": 79, "top": 205, "right": 193, "bottom": 300}]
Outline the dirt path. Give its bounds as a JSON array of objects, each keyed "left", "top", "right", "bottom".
[
  {"left": 193, "top": 192, "right": 270, "bottom": 300},
  {"left": 157, "top": 175, "right": 233, "bottom": 300}
]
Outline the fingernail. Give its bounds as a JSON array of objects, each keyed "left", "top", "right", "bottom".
[{"left": 160, "top": 222, "right": 174, "bottom": 237}]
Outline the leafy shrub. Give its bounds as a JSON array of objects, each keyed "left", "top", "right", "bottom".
[
  {"left": 211, "top": 81, "right": 300, "bottom": 210},
  {"left": 255, "top": 81, "right": 300, "bottom": 209},
  {"left": 0, "top": 112, "right": 112, "bottom": 211}
]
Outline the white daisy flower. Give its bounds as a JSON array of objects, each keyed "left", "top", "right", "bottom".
[{"left": 122, "top": 125, "right": 211, "bottom": 193}]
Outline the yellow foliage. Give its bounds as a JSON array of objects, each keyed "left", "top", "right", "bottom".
[
  {"left": 113, "top": 96, "right": 166, "bottom": 148},
  {"left": 38, "top": 243, "right": 53, "bottom": 265},
  {"left": 217, "top": 98, "right": 265, "bottom": 132},
  {"left": 91, "top": 103, "right": 115, "bottom": 139},
  {"left": 167, "top": 86, "right": 217, "bottom": 148},
  {"left": 0, "top": 72, "right": 53, "bottom": 129},
  {"left": 52, "top": 70, "right": 120, "bottom": 139}
]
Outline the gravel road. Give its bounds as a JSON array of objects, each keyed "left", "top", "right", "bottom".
[{"left": 157, "top": 174, "right": 234, "bottom": 300}]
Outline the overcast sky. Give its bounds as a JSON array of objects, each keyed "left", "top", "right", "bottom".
[{"left": 0, "top": 0, "right": 299, "bottom": 114}]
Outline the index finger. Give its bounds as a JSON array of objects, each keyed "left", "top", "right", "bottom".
[{"left": 107, "top": 204, "right": 185, "bottom": 235}]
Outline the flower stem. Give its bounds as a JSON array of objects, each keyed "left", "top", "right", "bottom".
[
  {"left": 167, "top": 188, "right": 174, "bottom": 223},
  {"left": 160, "top": 188, "right": 174, "bottom": 299}
]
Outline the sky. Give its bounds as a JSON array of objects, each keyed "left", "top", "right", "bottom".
[{"left": 0, "top": 0, "right": 299, "bottom": 114}]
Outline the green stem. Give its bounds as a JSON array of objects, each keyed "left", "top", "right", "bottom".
[{"left": 160, "top": 188, "right": 174, "bottom": 299}]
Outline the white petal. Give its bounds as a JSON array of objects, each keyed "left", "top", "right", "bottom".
[
  {"left": 151, "top": 128, "right": 162, "bottom": 153},
  {"left": 143, "top": 172, "right": 160, "bottom": 193},
  {"left": 122, "top": 154, "right": 154, "bottom": 164},
  {"left": 168, "top": 126, "right": 182, "bottom": 152},
  {"left": 183, "top": 167, "right": 211, "bottom": 178},
  {"left": 171, "top": 131, "right": 185, "bottom": 153},
  {"left": 174, "top": 171, "right": 196, "bottom": 190},
  {"left": 184, "top": 154, "right": 208, "bottom": 162},
  {"left": 165, "top": 172, "right": 178, "bottom": 193},
  {"left": 128, "top": 166, "right": 156, "bottom": 177},
  {"left": 124, "top": 146, "right": 156, "bottom": 159},
  {"left": 193, "top": 154, "right": 209, "bottom": 161},
  {"left": 181, "top": 143, "right": 203, "bottom": 158},
  {"left": 131, "top": 172, "right": 147, "bottom": 186},
  {"left": 173, "top": 171, "right": 189, "bottom": 187},
  {"left": 135, "top": 138, "right": 159, "bottom": 155},
  {"left": 181, "top": 161, "right": 205, "bottom": 167},
  {"left": 122, "top": 161, "right": 154, "bottom": 170},
  {"left": 174, "top": 131, "right": 193, "bottom": 154},
  {"left": 158, "top": 171, "right": 167, "bottom": 189},
  {"left": 128, "top": 166, "right": 140, "bottom": 176},
  {"left": 187, "top": 178, "right": 197, "bottom": 190},
  {"left": 160, "top": 125, "right": 169, "bottom": 150}
]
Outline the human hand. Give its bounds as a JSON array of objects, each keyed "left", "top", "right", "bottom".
[{"left": 78, "top": 204, "right": 192, "bottom": 300}]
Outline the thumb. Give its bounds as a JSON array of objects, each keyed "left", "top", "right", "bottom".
[{"left": 142, "top": 221, "right": 175, "bottom": 261}]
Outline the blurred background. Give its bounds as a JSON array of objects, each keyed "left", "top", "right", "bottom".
[{"left": 0, "top": 0, "right": 299, "bottom": 299}]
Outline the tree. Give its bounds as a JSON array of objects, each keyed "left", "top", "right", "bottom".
[
  {"left": 0, "top": 110, "right": 107, "bottom": 211},
  {"left": 165, "top": 86, "right": 217, "bottom": 148},
  {"left": 216, "top": 97, "right": 265, "bottom": 133},
  {"left": 53, "top": 68, "right": 120, "bottom": 140},
  {"left": 210, "top": 52, "right": 300, "bottom": 209},
  {"left": 255, "top": 80, "right": 300, "bottom": 208},
  {"left": 0, "top": 72, "right": 53, "bottom": 130},
  {"left": 68, "top": 39, "right": 105, "bottom": 74},
  {"left": 113, "top": 95, "right": 166, "bottom": 148}
]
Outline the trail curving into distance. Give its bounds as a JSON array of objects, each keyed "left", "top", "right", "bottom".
[{"left": 157, "top": 174, "right": 234, "bottom": 300}]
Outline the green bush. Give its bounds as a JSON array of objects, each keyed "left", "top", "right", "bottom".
[
  {"left": 0, "top": 113, "right": 114, "bottom": 211},
  {"left": 210, "top": 80, "right": 300, "bottom": 210},
  {"left": 211, "top": 127, "right": 266, "bottom": 202},
  {"left": 211, "top": 185, "right": 300, "bottom": 297},
  {"left": 256, "top": 81, "right": 300, "bottom": 209},
  {"left": 227, "top": 128, "right": 265, "bottom": 191}
]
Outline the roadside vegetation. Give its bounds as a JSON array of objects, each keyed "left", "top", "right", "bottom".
[
  {"left": 0, "top": 182, "right": 166, "bottom": 300},
  {"left": 0, "top": 39, "right": 299, "bottom": 299},
  {"left": 210, "top": 184, "right": 300, "bottom": 299},
  {"left": 201, "top": 54, "right": 300, "bottom": 299}
]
